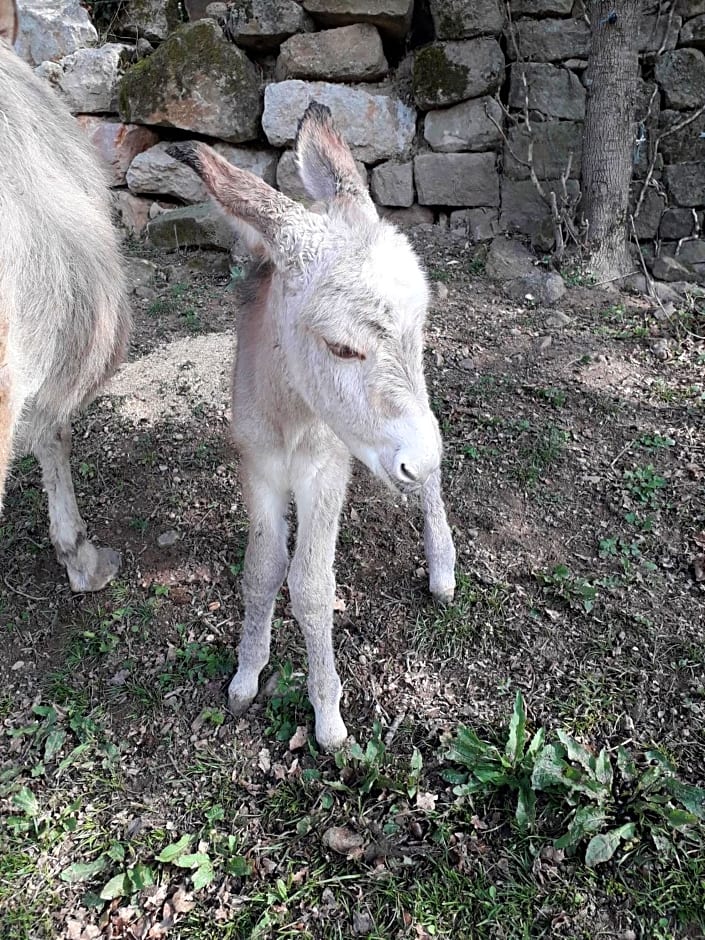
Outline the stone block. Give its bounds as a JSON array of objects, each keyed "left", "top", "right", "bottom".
[
  {"left": 638, "top": 11, "right": 681, "bottom": 50},
  {"left": 302, "top": 0, "right": 413, "bottom": 38},
  {"left": 655, "top": 48, "right": 705, "bottom": 110},
  {"left": 664, "top": 162, "right": 705, "bottom": 206},
  {"left": 225, "top": 0, "right": 314, "bottom": 49},
  {"left": 631, "top": 187, "right": 666, "bottom": 240},
  {"left": 509, "top": 17, "right": 590, "bottom": 61},
  {"left": 378, "top": 205, "right": 435, "bottom": 227},
  {"left": 76, "top": 117, "right": 158, "bottom": 187},
  {"left": 659, "top": 207, "right": 700, "bottom": 239},
  {"left": 146, "top": 203, "right": 235, "bottom": 250},
  {"left": 503, "top": 121, "right": 582, "bottom": 180},
  {"left": 414, "top": 152, "right": 499, "bottom": 207},
  {"left": 450, "top": 207, "right": 500, "bottom": 240},
  {"left": 429, "top": 0, "right": 505, "bottom": 39},
  {"left": 678, "top": 0, "right": 705, "bottom": 15},
  {"left": 118, "top": 20, "right": 262, "bottom": 143},
  {"left": 508, "top": 63, "right": 585, "bottom": 120},
  {"left": 127, "top": 142, "right": 277, "bottom": 203},
  {"left": 511, "top": 0, "right": 572, "bottom": 12},
  {"left": 112, "top": 191, "right": 153, "bottom": 236},
  {"left": 423, "top": 96, "right": 503, "bottom": 153},
  {"left": 413, "top": 39, "right": 504, "bottom": 109},
  {"left": 35, "top": 44, "right": 130, "bottom": 114},
  {"left": 275, "top": 24, "right": 387, "bottom": 81},
  {"left": 118, "top": 0, "right": 181, "bottom": 42},
  {"left": 15, "top": 0, "right": 97, "bottom": 66},
  {"left": 659, "top": 109, "right": 705, "bottom": 162},
  {"left": 500, "top": 177, "right": 580, "bottom": 237},
  {"left": 680, "top": 14, "right": 705, "bottom": 49},
  {"left": 262, "top": 80, "right": 415, "bottom": 162},
  {"left": 677, "top": 239, "right": 705, "bottom": 269},
  {"left": 652, "top": 253, "right": 700, "bottom": 282},
  {"left": 370, "top": 161, "right": 414, "bottom": 207}
]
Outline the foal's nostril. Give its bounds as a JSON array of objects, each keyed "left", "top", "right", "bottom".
[{"left": 399, "top": 462, "right": 418, "bottom": 482}]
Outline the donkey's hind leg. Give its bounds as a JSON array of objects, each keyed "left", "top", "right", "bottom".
[
  {"left": 228, "top": 453, "right": 290, "bottom": 715},
  {"left": 422, "top": 469, "right": 456, "bottom": 603},
  {"left": 0, "top": 323, "right": 20, "bottom": 517},
  {"left": 33, "top": 422, "right": 120, "bottom": 592}
]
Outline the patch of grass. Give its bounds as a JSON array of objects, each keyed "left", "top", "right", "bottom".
[
  {"left": 527, "top": 385, "right": 568, "bottom": 409},
  {"left": 561, "top": 262, "right": 596, "bottom": 288},
  {"left": 444, "top": 694, "right": 705, "bottom": 867},
  {"left": 515, "top": 425, "right": 568, "bottom": 487},
  {"left": 264, "top": 659, "right": 313, "bottom": 742},
  {"left": 467, "top": 251, "right": 486, "bottom": 276},
  {"left": 413, "top": 573, "right": 512, "bottom": 658},
  {"left": 156, "top": 628, "right": 235, "bottom": 689},
  {"left": 638, "top": 432, "right": 675, "bottom": 450},
  {"left": 623, "top": 464, "right": 666, "bottom": 506},
  {"left": 535, "top": 563, "right": 598, "bottom": 614}
]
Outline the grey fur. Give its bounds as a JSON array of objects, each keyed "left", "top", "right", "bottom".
[
  {"left": 184, "top": 103, "right": 456, "bottom": 751},
  {"left": 0, "top": 6, "right": 130, "bottom": 591}
]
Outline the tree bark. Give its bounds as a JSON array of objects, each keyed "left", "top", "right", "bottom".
[{"left": 582, "top": 0, "right": 642, "bottom": 281}]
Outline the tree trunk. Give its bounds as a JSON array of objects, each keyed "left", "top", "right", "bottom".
[{"left": 582, "top": 0, "right": 642, "bottom": 281}]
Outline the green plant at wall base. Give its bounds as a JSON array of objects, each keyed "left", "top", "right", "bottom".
[
  {"left": 535, "top": 563, "right": 598, "bottom": 613},
  {"left": 443, "top": 692, "right": 544, "bottom": 829},
  {"left": 623, "top": 465, "right": 666, "bottom": 505},
  {"left": 443, "top": 694, "right": 705, "bottom": 868}
]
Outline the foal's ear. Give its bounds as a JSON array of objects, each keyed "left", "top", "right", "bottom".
[
  {"left": 167, "top": 142, "right": 324, "bottom": 270},
  {"left": 0, "top": 0, "right": 18, "bottom": 44},
  {"left": 295, "top": 101, "right": 376, "bottom": 218}
]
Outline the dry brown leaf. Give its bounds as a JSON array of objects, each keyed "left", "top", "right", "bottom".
[
  {"left": 416, "top": 791, "right": 438, "bottom": 813},
  {"left": 288, "top": 725, "right": 308, "bottom": 751},
  {"left": 322, "top": 826, "right": 365, "bottom": 855},
  {"left": 332, "top": 596, "right": 346, "bottom": 612},
  {"left": 66, "top": 920, "right": 83, "bottom": 940},
  {"left": 694, "top": 531, "right": 705, "bottom": 549},
  {"left": 693, "top": 554, "right": 705, "bottom": 582}
]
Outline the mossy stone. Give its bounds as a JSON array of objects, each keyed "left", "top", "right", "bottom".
[
  {"left": 413, "top": 39, "right": 504, "bottom": 109},
  {"left": 414, "top": 46, "right": 469, "bottom": 108},
  {"left": 118, "top": 19, "right": 262, "bottom": 143}
]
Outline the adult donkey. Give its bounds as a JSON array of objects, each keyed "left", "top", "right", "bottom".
[
  {"left": 168, "top": 103, "right": 456, "bottom": 751},
  {"left": 0, "top": 0, "right": 130, "bottom": 590}
]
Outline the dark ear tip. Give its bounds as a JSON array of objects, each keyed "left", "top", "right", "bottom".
[
  {"left": 296, "top": 100, "right": 334, "bottom": 143},
  {"left": 166, "top": 143, "right": 201, "bottom": 172}
]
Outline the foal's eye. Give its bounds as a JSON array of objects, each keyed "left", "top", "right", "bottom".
[{"left": 327, "top": 342, "right": 364, "bottom": 361}]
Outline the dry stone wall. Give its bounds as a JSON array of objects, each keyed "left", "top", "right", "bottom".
[{"left": 15, "top": 0, "right": 705, "bottom": 280}]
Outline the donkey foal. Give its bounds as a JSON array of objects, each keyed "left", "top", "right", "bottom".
[
  {"left": 168, "top": 103, "right": 456, "bottom": 751},
  {"left": 0, "top": 0, "right": 130, "bottom": 590}
]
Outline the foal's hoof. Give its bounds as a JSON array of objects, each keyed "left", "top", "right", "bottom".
[
  {"left": 430, "top": 577, "right": 456, "bottom": 605},
  {"left": 315, "top": 716, "right": 349, "bottom": 754},
  {"left": 67, "top": 547, "right": 121, "bottom": 593},
  {"left": 228, "top": 692, "right": 255, "bottom": 718},
  {"left": 227, "top": 675, "right": 258, "bottom": 717}
]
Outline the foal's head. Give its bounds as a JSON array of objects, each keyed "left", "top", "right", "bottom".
[{"left": 169, "top": 103, "right": 442, "bottom": 493}]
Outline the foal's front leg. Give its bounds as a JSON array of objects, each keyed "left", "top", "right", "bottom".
[
  {"left": 289, "top": 450, "right": 350, "bottom": 752},
  {"left": 228, "top": 454, "right": 290, "bottom": 715},
  {"left": 422, "top": 469, "right": 456, "bottom": 603}
]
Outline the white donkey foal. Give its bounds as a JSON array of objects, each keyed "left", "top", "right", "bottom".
[
  {"left": 168, "top": 103, "right": 455, "bottom": 750},
  {"left": 0, "top": 0, "right": 130, "bottom": 591}
]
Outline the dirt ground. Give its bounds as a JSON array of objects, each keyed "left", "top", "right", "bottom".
[{"left": 1, "top": 228, "right": 704, "bottom": 939}]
